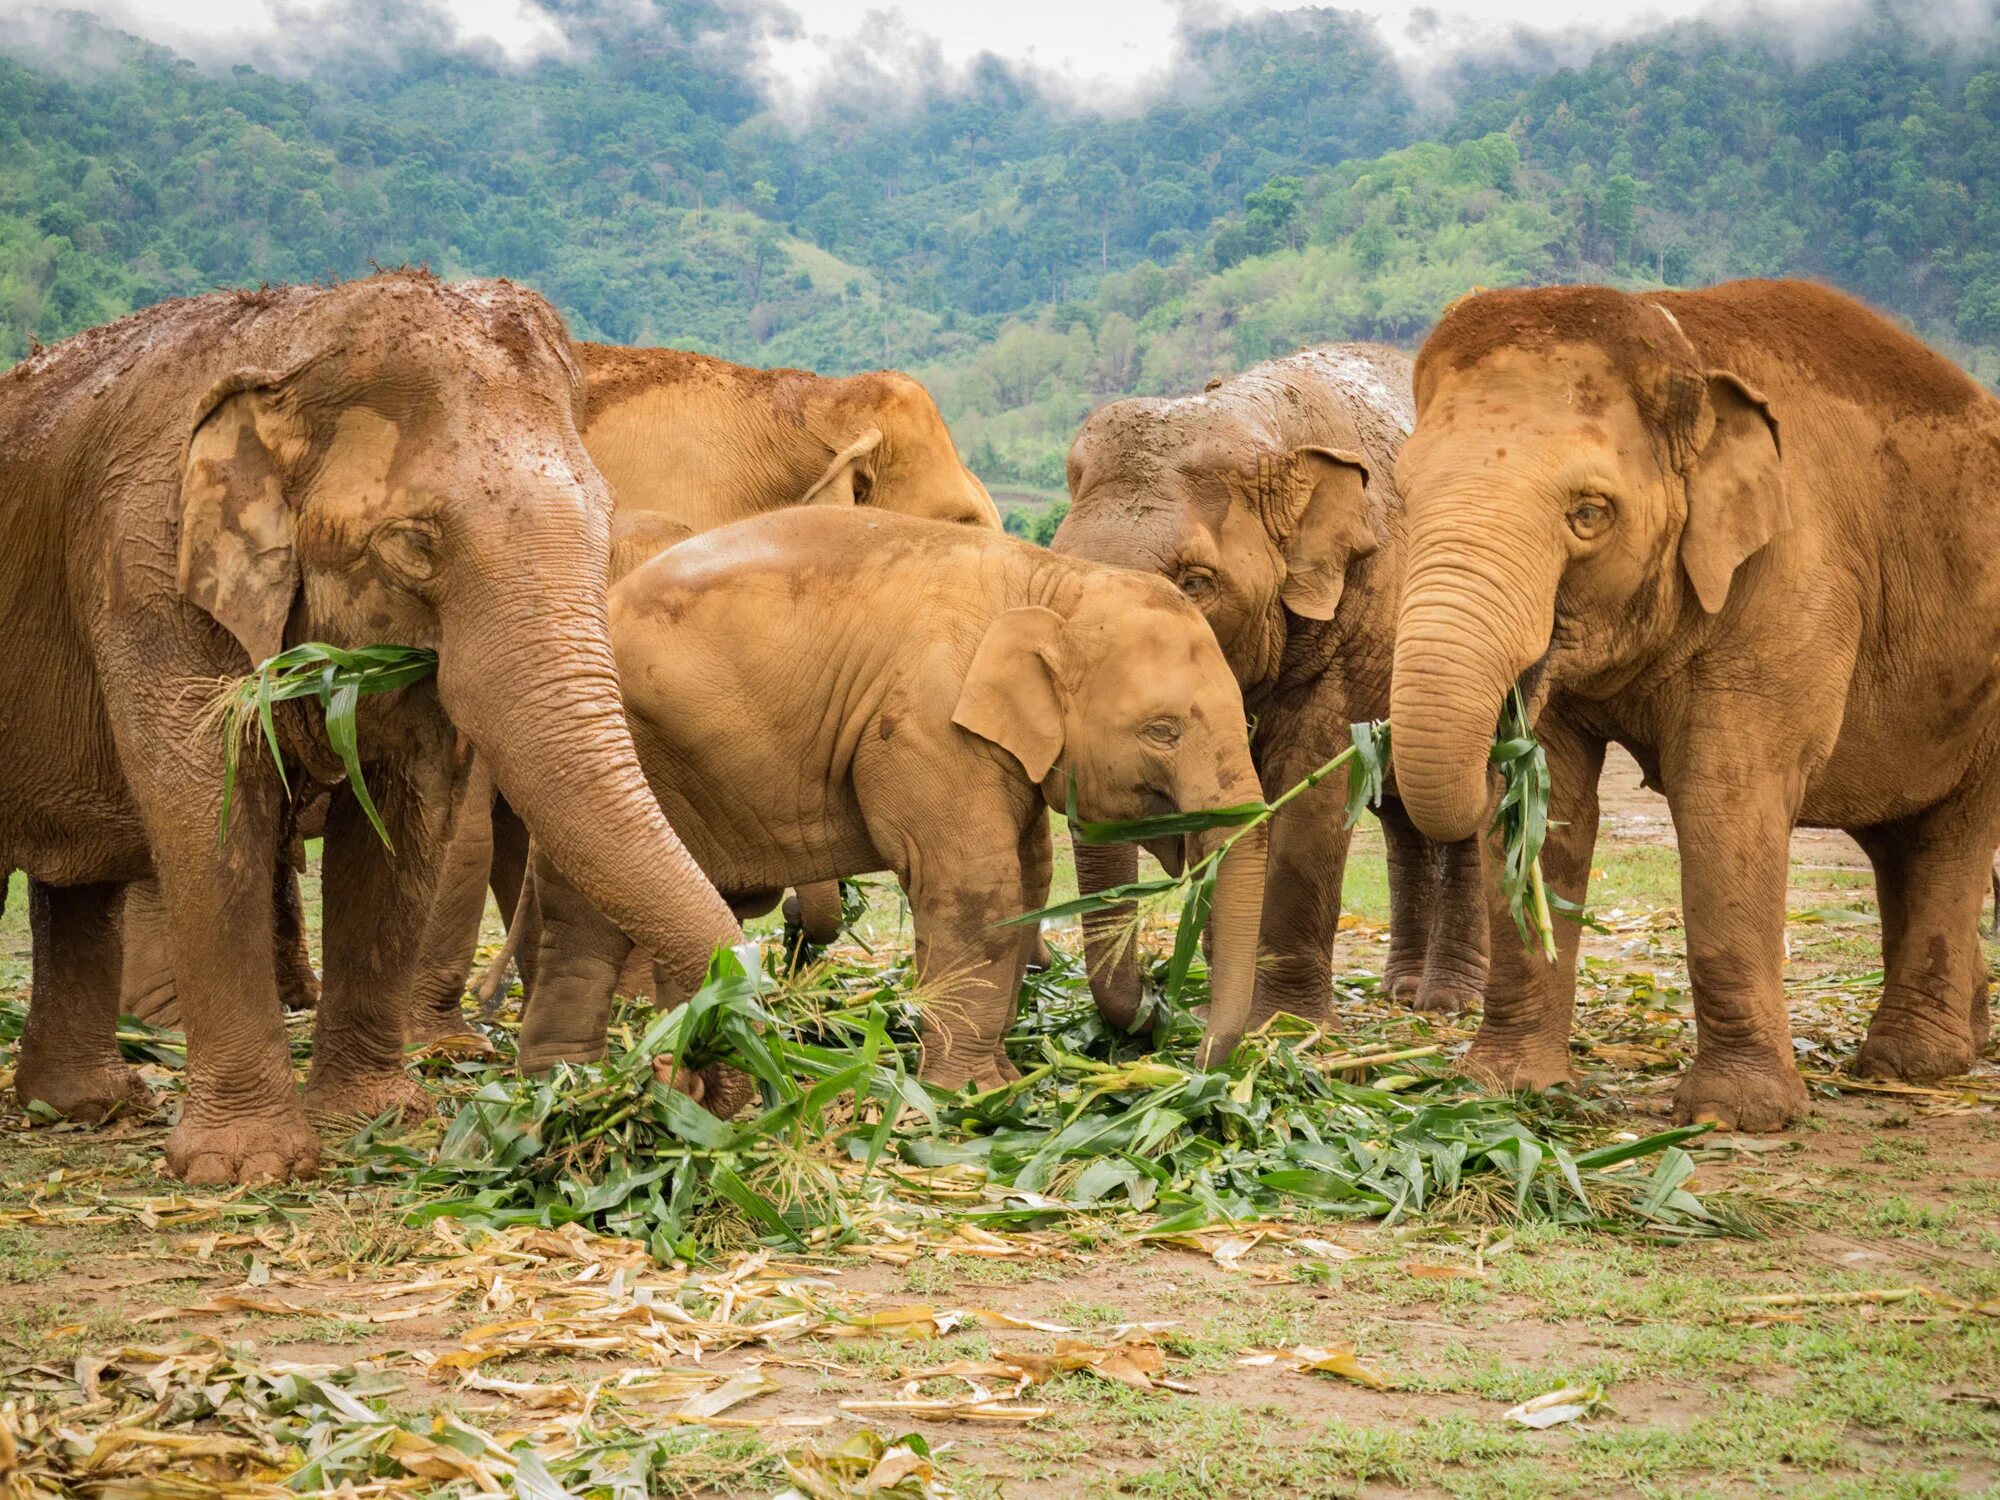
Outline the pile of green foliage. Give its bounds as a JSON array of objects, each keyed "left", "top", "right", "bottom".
[{"left": 344, "top": 946, "right": 1751, "bottom": 1263}]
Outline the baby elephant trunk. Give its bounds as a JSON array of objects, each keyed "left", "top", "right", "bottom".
[{"left": 1192, "top": 818, "right": 1269, "bottom": 1070}]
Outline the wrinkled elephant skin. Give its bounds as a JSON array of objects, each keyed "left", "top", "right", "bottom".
[
  {"left": 0, "top": 273, "right": 738, "bottom": 1183},
  {"left": 520, "top": 510, "right": 1269, "bottom": 1087},
  {"left": 1054, "top": 346, "right": 1488, "bottom": 1036},
  {"left": 1389, "top": 280, "right": 2000, "bottom": 1130}
]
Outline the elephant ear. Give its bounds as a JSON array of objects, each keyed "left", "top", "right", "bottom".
[
  {"left": 176, "top": 374, "right": 311, "bottom": 665},
  {"left": 950, "top": 605, "right": 1067, "bottom": 783},
  {"left": 800, "top": 427, "right": 885, "bottom": 507},
  {"left": 1681, "top": 372, "right": 1785, "bottom": 615},
  {"left": 1280, "top": 446, "right": 1377, "bottom": 620}
]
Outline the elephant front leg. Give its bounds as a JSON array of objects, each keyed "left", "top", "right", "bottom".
[
  {"left": 1854, "top": 803, "right": 1996, "bottom": 1081},
  {"left": 1074, "top": 838, "right": 1144, "bottom": 1031},
  {"left": 1412, "top": 814, "right": 1488, "bottom": 1015},
  {"left": 303, "top": 762, "right": 456, "bottom": 1129},
  {"left": 402, "top": 759, "right": 497, "bottom": 1045},
  {"left": 1380, "top": 799, "right": 1435, "bottom": 1005},
  {"left": 1462, "top": 719, "right": 1604, "bottom": 1093},
  {"left": 909, "top": 848, "right": 1028, "bottom": 1092},
  {"left": 517, "top": 855, "right": 634, "bottom": 1072},
  {"left": 1018, "top": 813, "right": 1055, "bottom": 977},
  {"left": 1664, "top": 754, "right": 1809, "bottom": 1131},
  {"left": 15, "top": 880, "right": 152, "bottom": 1122},
  {"left": 1247, "top": 779, "right": 1347, "bottom": 1031}
]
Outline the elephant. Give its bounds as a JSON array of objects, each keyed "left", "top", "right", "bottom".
[
  {"left": 1387, "top": 278, "right": 2000, "bottom": 1131},
  {"left": 0, "top": 272, "right": 741, "bottom": 1182},
  {"left": 517, "top": 508, "right": 1271, "bottom": 1089},
  {"left": 402, "top": 345, "right": 1010, "bottom": 1042},
  {"left": 1052, "top": 345, "right": 1488, "bottom": 1036}
]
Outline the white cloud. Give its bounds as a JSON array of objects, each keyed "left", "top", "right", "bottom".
[
  {"left": 0, "top": 0, "right": 570, "bottom": 65},
  {"left": 3, "top": 0, "right": 1994, "bottom": 93}
]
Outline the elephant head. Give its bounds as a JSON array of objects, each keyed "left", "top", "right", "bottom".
[
  {"left": 1054, "top": 396, "right": 1376, "bottom": 688},
  {"left": 1389, "top": 287, "right": 1785, "bottom": 842},
  {"left": 175, "top": 274, "right": 739, "bottom": 1022},
  {"left": 951, "top": 576, "right": 1269, "bottom": 1068},
  {"left": 808, "top": 370, "right": 1001, "bottom": 529}
]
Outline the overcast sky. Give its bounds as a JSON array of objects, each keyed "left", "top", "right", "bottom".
[{"left": 8, "top": 0, "right": 1997, "bottom": 105}]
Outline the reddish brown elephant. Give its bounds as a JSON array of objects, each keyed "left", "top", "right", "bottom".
[
  {"left": 402, "top": 344, "right": 1008, "bottom": 1042},
  {"left": 1053, "top": 347, "right": 1488, "bottom": 1035},
  {"left": 1389, "top": 280, "right": 2000, "bottom": 1129},
  {"left": 0, "top": 273, "right": 739, "bottom": 1182}
]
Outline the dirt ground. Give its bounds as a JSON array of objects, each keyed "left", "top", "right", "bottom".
[{"left": 0, "top": 753, "right": 1995, "bottom": 1498}]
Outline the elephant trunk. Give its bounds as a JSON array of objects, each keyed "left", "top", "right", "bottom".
[
  {"left": 1194, "top": 819, "right": 1268, "bottom": 1070},
  {"left": 1073, "top": 837, "right": 1143, "bottom": 1030},
  {"left": 436, "top": 585, "right": 739, "bottom": 1066},
  {"left": 1390, "top": 525, "right": 1558, "bottom": 844}
]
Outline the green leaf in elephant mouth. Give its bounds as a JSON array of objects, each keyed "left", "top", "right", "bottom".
[{"left": 206, "top": 642, "right": 439, "bottom": 850}]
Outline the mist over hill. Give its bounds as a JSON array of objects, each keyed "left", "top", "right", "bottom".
[{"left": 4, "top": 0, "right": 1998, "bottom": 487}]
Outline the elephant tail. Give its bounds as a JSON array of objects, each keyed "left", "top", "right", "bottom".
[{"left": 475, "top": 849, "right": 537, "bottom": 1019}]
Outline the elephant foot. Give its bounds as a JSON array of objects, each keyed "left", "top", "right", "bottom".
[
  {"left": 1410, "top": 974, "right": 1480, "bottom": 1015},
  {"left": 918, "top": 1053, "right": 1021, "bottom": 1093},
  {"left": 1853, "top": 1020, "right": 1976, "bottom": 1084},
  {"left": 405, "top": 998, "right": 477, "bottom": 1049},
  {"left": 1248, "top": 984, "right": 1335, "bottom": 1034},
  {"left": 15, "top": 1059, "right": 153, "bottom": 1123},
  {"left": 1671, "top": 1052, "right": 1808, "bottom": 1132},
  {"left": 279, "top": 966, "right": 321, "bottom": 1013},
  {"left": 1384, "top": 965, "right": 1423, "bottom": 1005},
  {"left": 1024, "top": 929, "right": 1054, "bottom": 974},
  {"left": 166, "top": 1110, "right": 321, "bottom": 1185},
  {"left": 304, "top": 1069, "right": 433, "bottom": 1129},
  {"left": 518, "top": 1040, "right": 608, "bottom": 1075},
  {"left": 1460, "top": 1036, "right": 1574, "bottom": 1093},
  {"left": 655, "top": 1056, "right": 762, "bottom": 1120}
]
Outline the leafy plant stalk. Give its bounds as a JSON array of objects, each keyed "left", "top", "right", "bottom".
[
  {"left": 1020, "top": 688, "right": 1565, "bottom": 981},
  {"left": 208, "top": 642, "right": 439, "bottom": 849}
]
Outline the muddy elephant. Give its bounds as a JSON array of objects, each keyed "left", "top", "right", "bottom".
[
  {"left": 402, "top": 345, "right": 1010, "bottom": 1041},
  {"left": 1388, "top": 279, "right": 2000, "bottom": 1130},
  {"left": 1053, "top": 346, "right": 1487, "bottom": 1035},
  {"left": 0, "top": 272, "right": 740, "bottom": 1182},
  {"left": 520, "top": 509, "right": 1270, "bottom": 1088}
]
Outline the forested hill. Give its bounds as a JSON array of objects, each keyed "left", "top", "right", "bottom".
[{"left": 4, "top": 3, "right": 1999, "bottom": 488}]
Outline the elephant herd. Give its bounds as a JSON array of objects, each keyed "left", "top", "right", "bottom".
[{"left": 2, "top": 270, "right": 1996, "bottom": 1186}]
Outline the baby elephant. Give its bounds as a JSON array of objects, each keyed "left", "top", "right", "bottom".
[{"left": 517, "top": 508, "right": 1271, "bottom": 1089}]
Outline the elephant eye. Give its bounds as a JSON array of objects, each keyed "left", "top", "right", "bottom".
[
  {"left": 1143, "top": 717, "right": 1183, "bottom": 748},
  {"left": 1176, "top": 567, "right": 1216, "bottom": 602},
  {"left": 1567, "top": 495, "right": 1615, "bottom": 540}
]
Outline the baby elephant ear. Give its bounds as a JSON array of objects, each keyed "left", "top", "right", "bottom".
[
  {"left": 800, "top": 427, "right": 885, "bottom": 507},
  {"left": 951, "top": 605, "right": 1067, "bottom": 783},
  {"left": 1281, "top": 446, "right": 1377, "bottom": 620},
  {"left": 1681, "top": 371, "right": 1785, "bottom": 615},
  {"left": 176, "top": 374, "right": 309, "bottom": 666}
]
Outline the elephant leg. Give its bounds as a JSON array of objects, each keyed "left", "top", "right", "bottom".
[
  {"left": 909, "top": 846, "right": 1028, "bottom": 1091},
  {"left": 1379, "top": 799, "right": 1435, "bottom": 1005},
  {"left": 487, "top": 794, "right": 539, "bottom": 1003},
  {"left": 518, "top": 853, "right": 634, "bottom": 1072},
  {"left": 150, "top": 795, "right": 319, "bottom": 1184},
  {"left": 1462, "top": 719, "right": 1604, "bottom": 1094},
  {"left": 783, "top": 880, "right": 846, "bottom": 970},
  {"left": 1018, "top": 814, "right": 1054, "bottom": 977},
  {"left": 1074, "top": 838, "right": 1143, "bottom": 1031},
  {"left": 1662, "top": 747, "right": 1809, "bottom": 1132},
  {"left": 1247, "top": 775, "right": 1347, "bottom": 1031},
  {"left": 118, "top": 877, "right": 181, "bottom": 1027},
  {"left": 403, "top": 759, "right": 497, "bottom": 1045},
  {"left": 303, "top": 759, "right": 456, "bottom": 1129},
  {"left": 15, "top": 880, "right": 150, "bottom": 1122},
  {"left": 1416, "top": 823, "right": 1488, "bottom": 1015},
  {"left": 1854, "top": 803, "right": 1995, "bottom": 1081},
  {"left": 274, "top": 845, "right": 319, "bottom": 1013}
]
